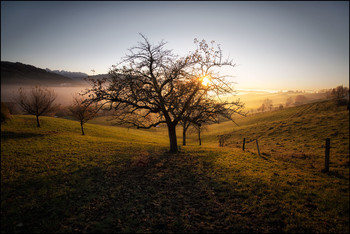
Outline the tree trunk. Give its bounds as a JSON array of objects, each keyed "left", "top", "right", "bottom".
[
  {"left": 182, "top": 124, "right": 187, "bottom": 146},
  {"left": 81, "top": 121, "right": 85, "bottom": 135},
  {"left": 36, "top": 115, "right": 40, "bottom": 127},
  {"left": 198, "top": 125, "right": 202, "bottom": 146},
  {"left": 167, "top": 122, "right": 178, "bottom": 152}
]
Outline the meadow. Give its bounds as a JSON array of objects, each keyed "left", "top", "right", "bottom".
[{"left": 1, "top": 100, "right": 349, "bottom": 233}]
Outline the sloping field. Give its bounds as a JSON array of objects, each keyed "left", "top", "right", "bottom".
[
  {"left": 195, "top": 100, "right": 349, "bottom": 180},
  {"left": 1, "top": 104, "right": 349, "bottom": 233}
]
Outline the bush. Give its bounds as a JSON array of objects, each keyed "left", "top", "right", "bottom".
[
  {"left": 1, "top": 102, "right": 11, "bottom": 123},
  {"left": 336, "top": 98, "right": 349, "bottom": 107}
]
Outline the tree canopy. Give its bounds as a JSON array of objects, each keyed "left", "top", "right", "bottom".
[
  {"left": 86, "top": 34, "right": 244, "bottom": 152},
  {"left": 15, "top": 86, "right": 57, "bottom": 127},
  {"left": 69, "top": 95, "right": 98, "bottom": 135}
]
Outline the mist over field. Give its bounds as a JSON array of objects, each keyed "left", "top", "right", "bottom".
[
  {"left": 1, "top": 83, "right": 330, "bottom": 111},
  {"left": 1, "top": 83, "right": 91, "bottom": 106}
]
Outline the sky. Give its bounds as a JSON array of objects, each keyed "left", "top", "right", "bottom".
[{"left": 1, "top": 1, "right": 349, "bottom": 91}]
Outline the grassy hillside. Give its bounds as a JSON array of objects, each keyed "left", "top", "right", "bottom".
[
  {"left": 189, "top": 100, "right": 349, "bottom": 179},
  {"left": 1, "top": 103, "right": 349, "bottom": 233}
]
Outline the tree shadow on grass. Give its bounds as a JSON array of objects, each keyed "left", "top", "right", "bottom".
[
  {"left": 1, "top": 149, "right": 348, "bottom": 233},
  {"left": 1, "top": 131, "right": 45, "bottom": 141},
  {"left": 1, "top": 152, "right": 263, "bottom": 233},
  {"left": 1, "top": 166, "right": 110, "bottom": 233}
]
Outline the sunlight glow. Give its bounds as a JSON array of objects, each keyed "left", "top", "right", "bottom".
[{"left": 202, "top": 76, "right": 210, "bottom": 86}]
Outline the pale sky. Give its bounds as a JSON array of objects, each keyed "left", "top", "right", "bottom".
[{"left": 1, "top": 1, "right": 349, "bottom": 90}]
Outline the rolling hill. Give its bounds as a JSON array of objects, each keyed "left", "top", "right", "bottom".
[
  {"left": 45, "top": 68, "right": 89, "bottom": 80},
  {"left": 1, "top": 99, "right": 349, "bottom": 233},
  {"left": 1, "top": 61, "right": 76, "bottom": 85},
  {"left": 194, "top": 99, "right": 349, "bottom": 178}
]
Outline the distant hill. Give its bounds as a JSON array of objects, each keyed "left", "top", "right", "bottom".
[
  {"left": 45, "top": 68, "right": 88, "bottom": 80},
  {"left": 86, "top": 73, "right": 112, "bottom": 80},
  {"left": 1, "top": 61, "right": 75, "bottom": 85}
]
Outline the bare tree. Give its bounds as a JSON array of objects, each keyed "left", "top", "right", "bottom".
[
  {"left": 15, "top": 86, "right": 57, "bottom": 127},
  {"left": 258, "top": 98, "right": 273, "bottom": 112},
  {"left": 294, "top": 95, "right": 307, "bottom": 105},
  {"left": 329, "top": 85, "right": 349, "bottom": 100},
  {"left": 69, "top": 95, "right": 98, "bottom": 135},
  {"left": 86, "top": 35, "right": 243, "bottom": 152},
  {"left": 190, "top": 123, "right": 208, "bottom": 146},
  {"left": 264, "top": 98, "right": 273, "bottom": 111},
  {"left": 285, "top": 97, "right": 294, "bottom": 107},
  {"left": 328, "top": 85, "right": 349, "bottom": 107},
  {"left": 181, "top": 94, "right": 244, "bottom": 146}
]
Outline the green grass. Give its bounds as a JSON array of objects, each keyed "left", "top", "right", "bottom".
[
  {"left": 1, "top": 100, "right": 349, "bottom": 233},
  {"left": 195, "top": 100, "right": 349, "bottom": 180}
]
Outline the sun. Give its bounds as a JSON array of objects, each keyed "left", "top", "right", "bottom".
[{"left": 202, "top": 76, "right": 210, "bottom": 86}]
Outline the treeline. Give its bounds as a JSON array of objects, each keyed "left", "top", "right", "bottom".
[{"left": 254, "top": 85, "right": 349, "bottom": 113}]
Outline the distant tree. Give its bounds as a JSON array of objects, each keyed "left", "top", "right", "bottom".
[
  {"left": 294, "top": 95, "right": 307, "bottom": 105},
  {"left": 328, "top": 85, "right": 349, "bottom": 106},
  {"left": 86, "top": 35, "right": 244, "bottom": 152},
  {"left": 195, "top": 124, "right": 202, "bottom": 146},
  {"left": 69, "top": 95, "right": 98, "bottom": 135},
  {"left": 258, "top": 98, "right": 273, "bottom": 112},
  {"left": 191, "top": 123, "right": 209, "bottom": 146},
  {"left": 181, "top": 95, "right": 244, "bottom": 146},
  {"left": 257, "top": 104, "right": 265, "bottom": 112},
  {"left": 278, "top": 104, "right": 284, "bottom": 110},
  {"left": 1, "top": 102, "right": 11, "bottom": 123},
  {"left": 329, "top": 85, "right": 349, "bottom": 99},
  {"left": 15, "top": 86, "right": 58, "bottom": 127},
  {"left": 285, "top": 97, "right": 294, "bottom": 107}
]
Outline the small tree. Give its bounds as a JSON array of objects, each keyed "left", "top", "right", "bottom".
[
  {"left": 329, "top": 85, "right": 349, "bottom": 100},
  {"left": 328, "top": 85, "right": 349, "bottom": 106},
  {"left": 257, "top": 104, "right": 265, "bottom": 112},
  {"left": 294, "top": 95, "right": 307, "bottom": 105},
  {"left": 258, "top": 98, "right": 273, "bottom": 112},
  {"left": 69, "top": 95, "right": 98, "bottom": 135},
  {"left": 285, "top": 97, "right": 294, "bottom": 107},
  {"left": 15, "top": 86, "right": 57, "bottom": 127},
  {"left": 190, "top": 123, "right": 209, "bottom": 146},
  {"left": 181, "top": 95, "right": 244, "bottom": 146},
  {"left": 264, "top": 98, "right": 273, "bottom": 111}
]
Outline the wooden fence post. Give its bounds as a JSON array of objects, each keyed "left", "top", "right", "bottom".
[
  {"left": 324, "top": 138, "right": 330, "bottom": 172},
  {"left": 243, "top": 138, "right": 246, "bottom": 151},
  {"left": 256, "top": 139, "right": 261, "bottom": 156}
]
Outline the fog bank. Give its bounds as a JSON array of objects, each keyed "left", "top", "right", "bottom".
[{"left": 1, "top": 84, "right": 91, "bottom": 106}]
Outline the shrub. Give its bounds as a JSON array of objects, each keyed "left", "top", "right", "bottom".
[
  {"left": 1, "top": 102, "right": 11, "bottom": 123},
  {"left": 336, "top": 98, "right": 349, "bottom": 107}
]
